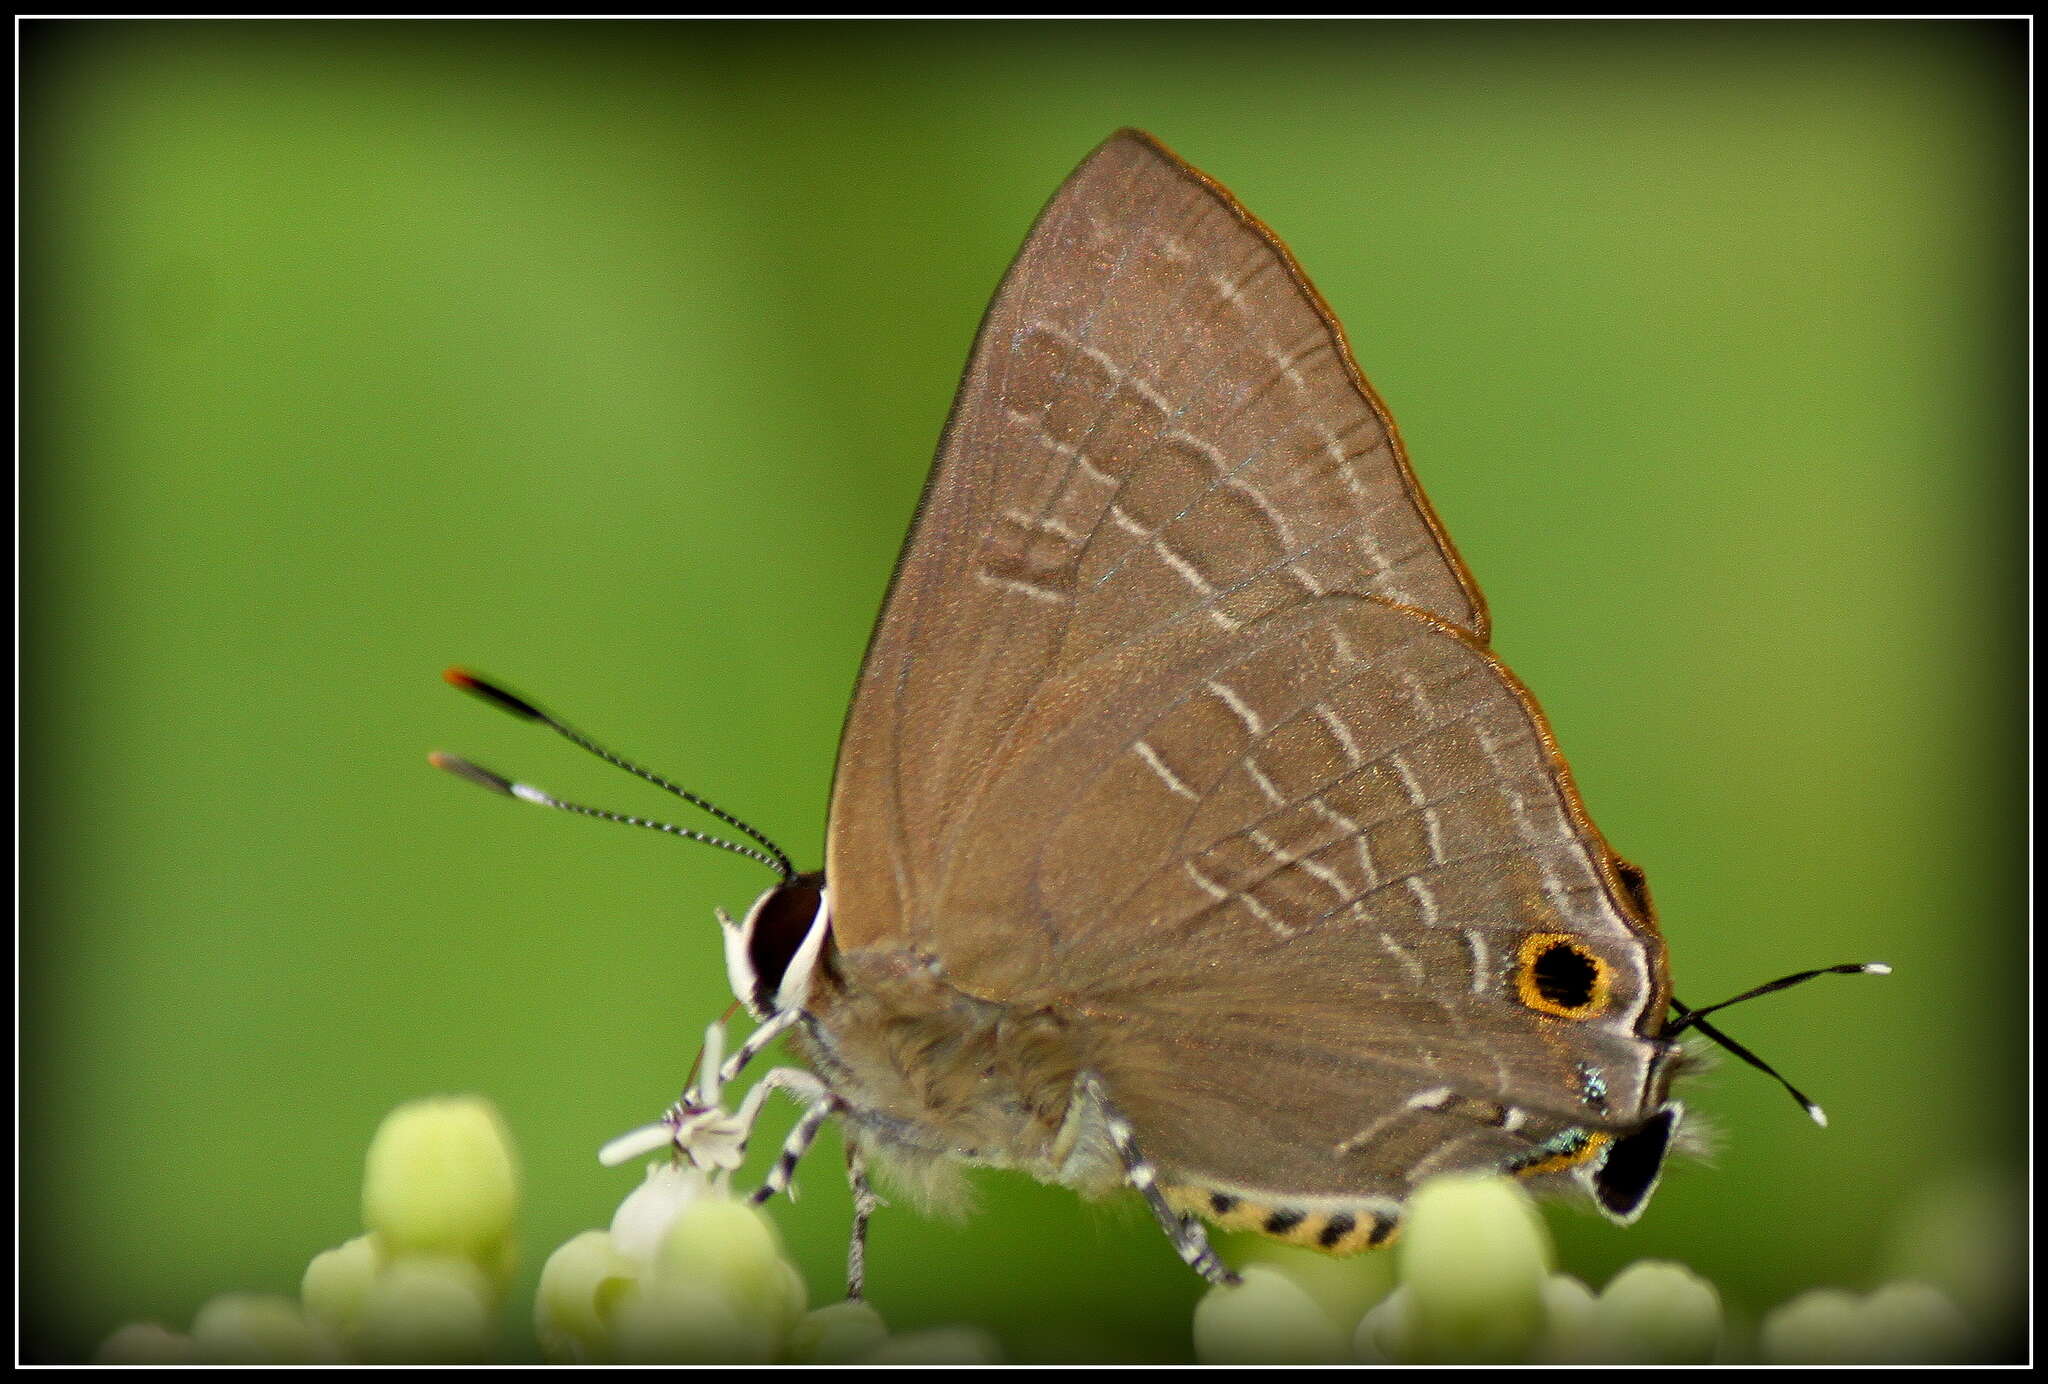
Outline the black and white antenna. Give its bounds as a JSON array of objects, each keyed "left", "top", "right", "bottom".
[
  {"left": 431, "top": 668, "right": 796, "bottom": 881},
  {"left": 1668, "top": 962, "right": 1891, "bottom": 1126}
]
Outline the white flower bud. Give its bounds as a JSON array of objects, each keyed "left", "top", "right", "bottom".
[
  {"left": 609, "top": 1161, "right": 712, "bottom": 1264},
  {"left": 608, "top": 1278, "right": 777, "bottom": 1364},
  {"left": 791, "top": 1300, "right": 891, "bottom": 1364},
  {"left": 1584, "top": 1260, "right": 1723, "bottom": 1363},
  {"left": 300, "top": 1233, "right": 383, "bottom": 1334},
  {"left": 361, "top": 1096, "right": 519, "bottom": 1269},
  {"left": 862, "top": 1326, "right": 1005, "bottom": 1364},
  {"left": 535, "top": 1229, "right": 639, "bottom": 1363},
  {"left": 1193, "top": 1263, "right": 1351, "bottom": 1364},
  {"left": 94, "top": 1323, "right": 197, "bottom": 1364},
  {"left": 654, "top": 1196, "right": 804, "bottom": 1339},
  {"left": 190, "top": 1292, "right": 340, "bottom": 1363},
  {"left": 354, "top": 1257, "right": 494, "bottom": 1363},
  {"left": 1398, "top": 1175, "right": 1549, "bottom": 1363},
  {"left": 1239, "top": 1238, "right": 1396, "bottom": 1333}
]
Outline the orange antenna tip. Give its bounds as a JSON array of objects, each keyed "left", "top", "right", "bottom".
[
  {"left": 429, "top": 751, "right": 517, "bottom": 797},
  {"left": 441, "top": 668, "right": 545, "bottom": 721}
]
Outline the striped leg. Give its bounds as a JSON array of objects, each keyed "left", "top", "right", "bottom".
[
  {"left": 718, "top": 1008, "right": 800, "bottom": 1085},
  {"left": 726, "top": 1067, "right": 827, "bottom": 1156},
  {"left": 844, "top": 1141, "right": 881, "bottom": 1300},
  {"left": 1082, "top": 1074, "right": 1240, "bottom": 1287},
  {"left": 748, "top": 1096, "right": 838, "bottom": 1205}
]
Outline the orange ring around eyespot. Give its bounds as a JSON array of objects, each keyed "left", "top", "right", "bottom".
[{"left": 1515, "top": 932, "right": 1613, "bottom": 1020}]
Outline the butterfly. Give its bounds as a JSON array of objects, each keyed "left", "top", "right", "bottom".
[{"left": 435, "top": 130, "right": 1883, "bottom": 1293}]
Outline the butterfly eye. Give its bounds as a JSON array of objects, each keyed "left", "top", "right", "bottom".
[
  {"left": 1515, "top": 932, "right": 1613, "bottom": 1020},
  {"left": 740, "top": 874, "right": 828, "bottom": 1014}
]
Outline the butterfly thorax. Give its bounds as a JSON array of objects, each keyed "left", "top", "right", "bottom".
[{"left": 795, "top": 941, "right": 1124, "bottom": 1198}]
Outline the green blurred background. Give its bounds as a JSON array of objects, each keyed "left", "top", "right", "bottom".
[{"left": 22, "top": 19, "right": 2024, "bottom": 1362}]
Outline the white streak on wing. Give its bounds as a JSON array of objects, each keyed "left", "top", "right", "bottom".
[
  {"left": 1463, "top": 929, "right": 1493, "bottom": 995},
  {"left": 1077, "top": 340, "right": 1174, "bottom": 416},
  {"left": 1406, "top": 875, "right": 1443, "bottom": 927},
  {"left": 1153, "top": 537, "right": 1215, "bottom": 597},
  {"left": 1248, "top": 827, "right": 1348, "bottom": 900},
  {"left": 1003, "top": 506, "right": 1084, "bottom": 544},
  {"left": 1378, "top": 932, "right": 1428, "bottom": 987},
  {"left": 1134, "top": 740, "right": 1197, "bottom": 800},
  {"left": 1184, "top": 860, "right": 1230, "bottom": 901},
  {"left": 1336, "top": 1084, "right": 1455, "bottom": 1156},
  {"left": 1246, "top": 759, "right": 1288, "bottom": 807},
  {"left": 975, "top": 571, "right": 1067, "bottom": 605},
  {"left": 1317, "top": 705, "right": 1363, "bottom": 765},
  {"left": 1205, "top": 679, "right": 1263, "bottom": 736},
  {"left": 1238, "top": 889, "right": 1296, "bottom": 939},
  {"left": 1388, "top": 754, "right": 1445, "bottom": 862}
]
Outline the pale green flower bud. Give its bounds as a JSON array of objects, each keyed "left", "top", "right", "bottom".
[
  {"left": 1582, "top": 1260, "right": 1723, "bottom": 1363},
  {"left": 1397, "top": 1175, "right": 1550, "bottom": 1363},
  {"left": 1859, "top": 1282, "right": 1973, "bottom": 1363},
  {"left": 300, "top": 1233, "right": 383, "bottom": 1334},
  {"left": 608, "top": 1278, "right": 778, "bottom": 1364},
  {"left": 1534, "top": 1274, "right": 1599, "bottom": 1362},
  {"left": 189, "top": 1292, "right": 340, "bottom": 1363},
  {"left": 1764, "top": 1282, "right": 1974, "bottom": 1365},
  {"left": 609, "top": 1161, "right": 712, "bottom": 1263},
  {"left": 654, "top": 1197, "right": 804, "bottom": 1338},
  {"left": 354, "top": 1257, "right": 494, "bottom": 1363},
  {"left": 1193, "top": 1263, "right": 1351, "bottom": 1364},
  {"left": 1351, "top": 1285, "right": 1413, "bottom": 1363},
  {"left": 1885, "top": 1173, "right": 2023, "bottom": 1345},
  {"left": 790, "top": 1300, "right": 891, "bottom": 1364},
  {"left": 535, "top": 1229, "right": 639, "bottom": 1363},
  {"left": 361, "top": 1096, "right": 519, "bottom": 1271},
  {"left": 94, "top": 1323, "right": 197, "bottom": 1364},
  {"left": 861, "top": 1327, "right": 1005, "bottom": 1364},
  {"left": 1760, "top": 1287, "right": 1863, "bottom": 1363},
  {"left": 1238, "top": 1238, "right": 1396, "bottom": 1333}
]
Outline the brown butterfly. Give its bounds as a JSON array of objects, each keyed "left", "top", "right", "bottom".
[{"left": 436, "top": 130, "right": 1882, "bottom": 1292}]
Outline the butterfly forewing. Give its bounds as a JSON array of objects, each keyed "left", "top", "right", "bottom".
[{"left": 830, "top": 131, "right": 1487, "bottom": 956}]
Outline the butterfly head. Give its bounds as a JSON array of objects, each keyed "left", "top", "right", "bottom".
[{"left": 722, "top": 871, "right": 832, "bottom": 1022}]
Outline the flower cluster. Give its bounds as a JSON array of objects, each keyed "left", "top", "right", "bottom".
[
  {"left": 93, "top": 1039, "right": 999, "bottom": 1364},
  {"left": 1193, "top": 1174, "right": 1980, "bottom": 1365},
  {"left": 82, "top": 1064, "right": 2008, "bottom": 1364},
  {"left": 535, "top": 1160, "right": 996, "bottom": 1364},
  {"left": 97, "top": 1095, "right": 520, "bottom": 1363}
]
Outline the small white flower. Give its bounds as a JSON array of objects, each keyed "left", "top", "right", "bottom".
[{"left": 600, "top": 1020, "right": 750, "bottom": 1175}]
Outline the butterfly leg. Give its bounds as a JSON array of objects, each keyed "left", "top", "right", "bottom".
[
  {"left": 843, "top": 1140, "right": 882, "bottom": 1300},
  {"left": 1081, "top": 1073, "right": 1241, "bottom": 1287},
  {"left": 726, "top": 1066, "right": 828, "bottom": 1158},
  {"left": 718, "top": 1007, "right": 801, "bottom": 1085},
  {"left": 748, "top": 1094, "right": 840, "bottom": 1205}
]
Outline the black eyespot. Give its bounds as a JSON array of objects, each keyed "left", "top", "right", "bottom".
[
  {"left": 743, "top": 872, "right": 825, "bottom": 1012},
  {"left": 1209, "top": 1192, "right": 1238, "bottom": 1215},
  {"left": 1319, "top": 1214, "right": 1355, "bottom": 1248},
  {"left": 1592, "top": 1105, "right": 1680, "bottom": 1223},
  {"left": 1532, "top": 941, "right": 1599, "bottom": 1011},
  {"left": 1514, "top": 932, "right": 1612, "bottom": 1019}
]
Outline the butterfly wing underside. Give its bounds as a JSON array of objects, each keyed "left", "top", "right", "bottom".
[{"left": 824, "top": 131, "right": 1669, "bottom": 1199}]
